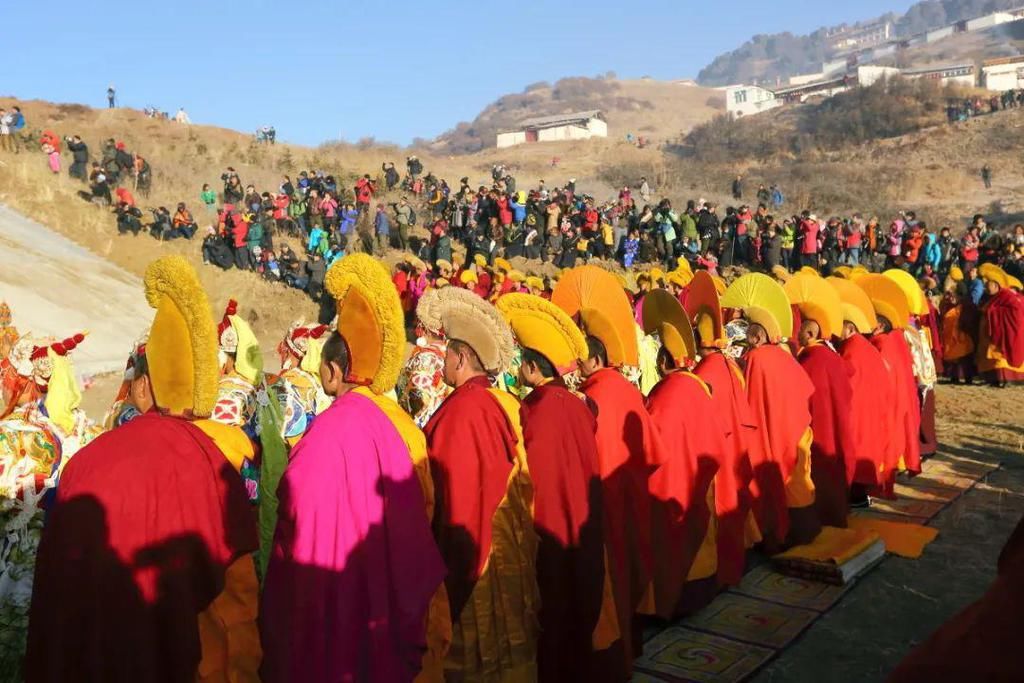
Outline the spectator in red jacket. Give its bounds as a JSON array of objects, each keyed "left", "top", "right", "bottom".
[
  {"left": 355, "top": 174, "right": 376, "bottom": 213},
  {"left": 227, "top": 208, "right": 249, "bottom": 270},
  {"left": 799, "top": 213, "right": 820, "bottom": 268},
  {"left": 114, "top": 187, "right": 136, "bottom": 207}
]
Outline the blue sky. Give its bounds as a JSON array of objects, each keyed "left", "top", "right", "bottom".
[{"left": 2, "top": 0, "right": 917, "bottom": 146}]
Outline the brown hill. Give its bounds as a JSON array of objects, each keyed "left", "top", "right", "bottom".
[{"left": 431, "top": 77, "right": 722, "bottom": 154}]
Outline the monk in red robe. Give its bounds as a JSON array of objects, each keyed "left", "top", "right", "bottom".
[
  {"left": 691, "top": 346, "right": 754, "bottom": 584},
  {"left": 644, "top": 336, "right": 725, "bottom": 615},
  {"left": 26, "top": 256, "right": 259, "bottom": 682},
  {"left": 978, "top": 278, "right": 1024, "bottom": 385},
  {"left": 578, "top": 313, "right": 665, "bottom": 677},
  {"left": 742, "top": 330, "right": 817, "bottom": 548},
  {"left": 837, "top": 323, "right": 893, "bottom": 491},
  {"left": 497, "top": 292, "right": 607, "bottom": 683},
  {"left": 795, "top": 326, "right": 855, "bottom": 528},
  {"left": 888, "top": 512, "right": 1024, "bottom": 682},
  {"left": 423, "top": 291, "right": 537, "bottom": 680}
]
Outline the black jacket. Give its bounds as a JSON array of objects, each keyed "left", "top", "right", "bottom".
[{"left": 68, "top": 141, "right": 89, "bottom": 163}]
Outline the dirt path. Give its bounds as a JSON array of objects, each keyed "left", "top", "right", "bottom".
[
  {"left": 752, "top": 383, "right": 1024, "bottom": 682},
  {"left": 0, "top": 203, "right": 150, "bottom": 376}
]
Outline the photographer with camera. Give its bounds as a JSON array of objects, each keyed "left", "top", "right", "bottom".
[{"left": 65, "top": 135, "right": 89, "bottom": 180}]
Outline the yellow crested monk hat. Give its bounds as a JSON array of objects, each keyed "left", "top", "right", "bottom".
[
  {"left": 325, "top": 253, "right": 405, "bottom": 395},
  {"left": 433, "top": 286, "right": 516, "bottom": 375},
  {"left": 496, "top": 293, "right": 588, "bottom": 376},
  {"left": 784, "top": 272, "right": 843, "bottom": 340},
  {"left": 216, "top": 299, "right": 263, "bottom": 384},
  {"left": 827, "top": 276, "right": 878, "bottom": 335},
  {"left": 883, "top": 269, "right": 926, "bottom": 317},
  {"left": 832, "top": 265, "right": 853, "bottom": 280},
  {"left": 552, "top": 265, "right": 639, "bottom": 366},
  {"left": 683, "top": 270, "right": 726, "bottom": 348},
  {"left": 144, "top": 255, "right": 220, "bottom": 418},
  {"left": 525, "top": 276, "right": 545, "bottom": 294},
  {"left": 771, "top": 265, "right": 792, "bottom": 283},
  {"left": 855, "top": 274, "right": 910, "bottom": 330},
  {"left": 642, "top": 289, "right": 697, "bottom": 367},
  {"left": 720, "top": 272, "right": 793, "bottom": 344},
  {"left": 979, "top": 262, "right": 1015, "bottom": 289}
]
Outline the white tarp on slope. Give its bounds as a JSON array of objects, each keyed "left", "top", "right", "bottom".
[{"left": 0, "top": 204, "right": 150, "bottom": 376}]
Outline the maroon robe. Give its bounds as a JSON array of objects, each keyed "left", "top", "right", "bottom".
[
  {"left": 796, "top": 343, "right": 856, "bottom": 528},
  {"left": 871, "top": 331, "right": 922, "bottom": 495},
  {"left": 26, "top": 413, "right": 257, "bottom": 682},
  {"left": 520, "top": 381, "right": 605, "bottom": 683},
  {"left": 837, "top": 334, "right": 894, "bottom": 488}
]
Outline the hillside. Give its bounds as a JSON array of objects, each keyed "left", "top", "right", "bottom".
[
  {"left": 431, "top": 77, "right": 722, "bottom": 154},
  {"left": 698, "top": 0, "right": 1024, "bottom": 86}
]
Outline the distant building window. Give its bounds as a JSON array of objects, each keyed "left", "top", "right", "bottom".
[{"left": 734, "top": 90, "right": 748, "bottom": 104}]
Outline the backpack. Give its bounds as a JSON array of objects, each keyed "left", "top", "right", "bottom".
[{"left": 408, "top": 206, "right": 417, "bottom": 226}]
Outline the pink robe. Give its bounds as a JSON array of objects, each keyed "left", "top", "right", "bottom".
[{"left": 261, "top": 390, "right": 445, "bottom": 683}]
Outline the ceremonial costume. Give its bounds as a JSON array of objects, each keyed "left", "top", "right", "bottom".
[
  {"left": 423, "top": 286, "right": 539, "bottom": 682},
  {"left": 261, "top": 254, "right": 445, "bottom": 683},
  {"left": 26, "top": 255, "right": 260, "bottom": 683},
  {"left": 398, "top": 289, "right": 454, "bottom": 428},
  {"left": 497, "top": 293, "right": 607, "bottom": 683},
  {"left": 0, "top": 332, "right": 98, "bottom": 677},
  {"left": 272, "top": 321, "right": 330, "bottom": 445}
]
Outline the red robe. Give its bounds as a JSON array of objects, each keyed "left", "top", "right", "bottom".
[
  {"left": 520, "top": 381, "right": 605, "bottom": 683},
  {"left": 26, "top": 413, "right": 257, "bottom": 682},
  {"left": 579, "top": 368, "right": 665, "bottom": 673},
  {"left": 796, "top": 343, "right": 855, "bottom": 528},
  {"left": 888, "top": 513, "right": 1024, "bottom": 683},
  {"left": 871, "top": 330, "right": 922, "bottom": 494},
  {"left": 422, "top": 375, "right": 515, "bottom": 618},
  {"left": 644, "top": 371, "right": 724, "bottom": 617},
  {"left": 742, "top": 344, "right": 815, "bottom": 547},
  {"left": 692, "top": 351, "right": 754, "bottom": 585},
  {"left": 986, "top": 288, "right": 1024, "bottom": 369},
  {"left": 837, "top": 334, "right": 893, "bottom": 488}
]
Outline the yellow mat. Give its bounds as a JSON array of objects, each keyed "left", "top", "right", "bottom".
[
  {"left": 847, "top": 516, "right": 939, "bottom": 559},
  {"left": 775, "top": 526, "right": 880, "bottom": 565}
]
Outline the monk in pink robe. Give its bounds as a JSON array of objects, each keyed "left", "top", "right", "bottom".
[{"left": 260, "top": 389, "right": 446, "bottom": 682}]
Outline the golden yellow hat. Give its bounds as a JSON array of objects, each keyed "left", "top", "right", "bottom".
[
  {"left": 143, "top": 255, "right": 219, "bottom": 418},
  {"left": 771, "top": 265, "right": 792, "bottom": 283},
  {"left": 434, "top": 286, "right": 516, "bottom": 375},
  {"left": 856, "top": 274, "right": 910, "bottom": 330},
  {"left": 435, "top": 278, "right": 450, "bottom": 288},
  {"left": 827, "top": 276, "right": 878, "bottom": 335},
  {"left": 405, "top": 254, "right": 427, "bottom": 272},
  {"left": 650, "top": 268, "right": 666, "bottom": 285},
  {"left": 452, "top": 252, "right": 466, "bottom": 267},
  {"left": 799, "top": 266, "right": 820, "bottom": 277},
  {"left": 684, "top": 270, "right": 725, "bottom": 348},
  {"left": 666, "top": 269, "right": 693, "bottom": 289},
  {"left": 712, "top": 275, "right": 728, "bottom": 296},
  {"left": 497, "top": 293, "right": 587, "bottom": 375},
  {"left": 525, "top": 276, "right": 544, "bottom": 293},
  {"left": 1009, "top": 275, "right": 1023, "bottom": 291},
  {"left": 676, "top": 256, "right": 693, "bottom": 274},
  {"left": 459, "top": 269, "right": 478, "bottom": 286},
  {"left": 850, "top": 265, "right": 870, "bottom": 279},
  {"left": 473, "top": 253, "right": 487, "bottom": 268},
  {"left": 494, "top": 257, "right": 512, "bottom": 274},
  {"left": 508, "top": 269, "right": 526, "bottom": 283},
  {"left": 552, "top": 265, "right": 639, "bottom": 365},
  {"left": 949, "top": 266, "right": 964, "bottom": 282},
  {"left": 785, "top": 272, "right": 842, "bottom": 340},
  {"left": 979, "top": 262, "right": 1011, "bottom": 289},
  {"left": 325, "top": 253, "right": 404, "bottom": 395},
  {"left": 435, "top": 258, "right": 453, "bottom": 272},
  {"left": 721, "top": 273, "right": 792, "bottom": 344},
  {"left": 832, "top": 265, "right": 852, "bottom": 279},
  {"left": 883, "top": 269, "right": 926, "bottom": 316},
  {"left": 580, "top": 307, "right": 628, "bottom": 367},
  {"left": 642, "top": 289, "right": 697, "bottom": 366}
]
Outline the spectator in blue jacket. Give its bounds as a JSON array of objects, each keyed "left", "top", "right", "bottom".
[
  {"left": 338, "top": 203, "right": 358, "bottom": 236},
  {"left": 922, "top": 232, "right": 942, "bottom": 272},
  {"left": 374, "top": 204, "right": 391, "bottom": 256},
  {"left": 510, "top": 193, "right": 527, "bottom": 227}
]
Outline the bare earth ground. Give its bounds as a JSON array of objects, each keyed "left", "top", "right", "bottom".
[{"left": 753, "top": 382, "right": 1024, "bottom": 682}]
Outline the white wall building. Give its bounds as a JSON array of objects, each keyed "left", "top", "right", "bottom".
[
  {"left": 966, "top": 12, "right": 1017, "bottom": 32},
  {"left": 495, "top": 110, "right": 607, "bottom": 148},
  {"left": 789, "top": 72, "right": 826, "bottom": 86},
  {"left": 901, "top": 63, "right": 976, "bottom": 87},
  {"left": 857, "top": 65, "right": 902, "bottom": 87},
  {"left": 724, "top": 84, "right": 780, "bottom": 117},
  {"left": 982, "top": 56, "right": 1024, "bottom": 90}
]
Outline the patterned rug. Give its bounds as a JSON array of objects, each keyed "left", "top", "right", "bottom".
[{"left": 633, "top": 452, "right": 999, "bottom": 682}]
